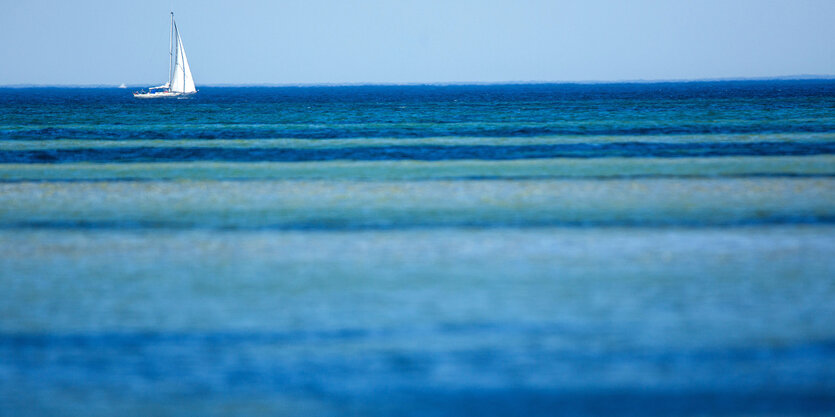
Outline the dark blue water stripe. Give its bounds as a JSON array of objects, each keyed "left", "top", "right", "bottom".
[
  {"left": 3, "top": 331, "right": 833, "bottom": 374},
  {"left": 2, "top": 142, "right": 834, "bottom": 163},
  {"left": 2, "top": 330, "right": 833, "bottom": 357},
  {"left": 2, "top": 173, "right": 833, "bottom": 184},
  {"left": 3, "top": 216, "right": 834, "bottom": 231},
  {"left": 3, "top": 124, "right": 835, "bottom": 140},
  {"left": 2, "top": 331, "right": 834, "bottom": 416}
]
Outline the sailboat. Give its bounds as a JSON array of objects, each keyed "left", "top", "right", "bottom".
[{"left": 134, "top": 12, "right": 196, "bottom": 98}]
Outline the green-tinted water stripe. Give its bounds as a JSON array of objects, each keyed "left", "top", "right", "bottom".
[
  {"left": 2, "top": 133, "right": 835, "bottom": 150},
  {"left": 1, "top": 177, "right": 832, "bottom": 230},
  {"left": 0, "top": 156, "right": 833, "bottom": 181}
]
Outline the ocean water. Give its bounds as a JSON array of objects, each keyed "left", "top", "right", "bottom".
[{"left": 1, "top": 81, "right": 834, "bottom": 416}]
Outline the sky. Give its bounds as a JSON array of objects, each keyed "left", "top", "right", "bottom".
[{"left": 1, "top": 0, "right": 834, "bottom": 85}]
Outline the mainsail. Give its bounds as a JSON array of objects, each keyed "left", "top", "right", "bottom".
[{"left": 169, "top": 14, "right": 196, "bottom": 93}]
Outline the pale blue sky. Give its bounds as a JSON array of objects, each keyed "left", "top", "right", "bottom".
[{"left": 1, "top": 0, "right": 834, "bottom": 85}]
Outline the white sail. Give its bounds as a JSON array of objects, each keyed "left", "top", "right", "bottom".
[{"left": 169, "top": 20, "right": 196, "bottom": 93}]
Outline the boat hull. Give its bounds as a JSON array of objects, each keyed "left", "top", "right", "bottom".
[{"left": 133, "top": 91, "right": 194, "bottom": 99}]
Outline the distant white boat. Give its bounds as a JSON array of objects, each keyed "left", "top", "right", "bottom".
[
  {"left": 118, "top": 83, "right": 127, "bottom": 89},
  {"left": 134, "top": 12, "right": 196, "bottom": 98}
]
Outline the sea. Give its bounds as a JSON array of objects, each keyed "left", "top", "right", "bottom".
[{"left": 1, "top": 81, "right": 834, "bottom": 416}]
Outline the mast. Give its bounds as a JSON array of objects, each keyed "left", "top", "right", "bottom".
[{"left": 169, "top": 12, "right": 174, "bottom": 91}]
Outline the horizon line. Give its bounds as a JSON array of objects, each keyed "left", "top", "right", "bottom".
[{"left": 2, "top": 74, "right": 835, "bottom": 88}]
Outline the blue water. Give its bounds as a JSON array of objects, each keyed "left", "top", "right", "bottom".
[{"left": 1, "top": 81, "right": 834, "bottom": 416}]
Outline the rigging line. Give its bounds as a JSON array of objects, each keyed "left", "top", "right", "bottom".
[{"left": 169, "top": 12, "right": 174, "bottom": 89}]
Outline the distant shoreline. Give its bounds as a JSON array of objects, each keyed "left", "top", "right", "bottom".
[{"left": 3, "top": 75, "right": 835, "bottom": 89}]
